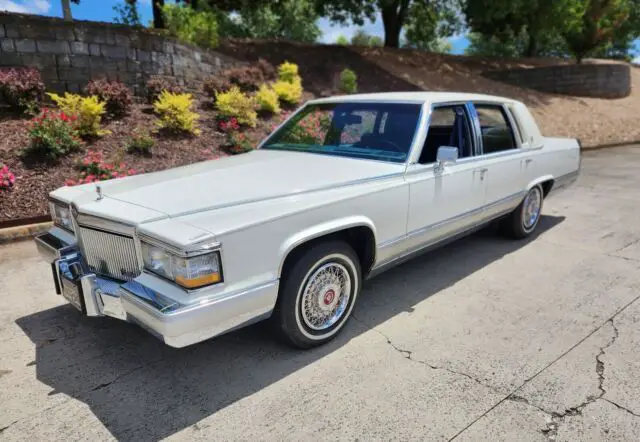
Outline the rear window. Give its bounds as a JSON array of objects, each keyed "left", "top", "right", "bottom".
[{"left": 475, "top": 104, "right": 517, "bottom": 154}]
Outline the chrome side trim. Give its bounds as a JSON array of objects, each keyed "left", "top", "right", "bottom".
[
  {"left": 370, "top": 203, "right": 518, "bottom": 278},
  {"left": 378, "top": 191, "right": 525, "bottom": 250}
]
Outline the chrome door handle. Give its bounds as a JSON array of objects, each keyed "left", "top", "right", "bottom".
[
  {"left": 475, "top": 168, "right": 488, "bottom": 180},
  {"left": 524, "top": 158, "right": 533, "bottom": 164}
]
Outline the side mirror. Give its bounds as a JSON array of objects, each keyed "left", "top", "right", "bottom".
[{"left": 435, "top": 146, "right": 458, "bottom": 172}]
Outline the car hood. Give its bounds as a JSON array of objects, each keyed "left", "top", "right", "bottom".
[{"left": 71, "top": 150, "right": 404, "bottom": 219}]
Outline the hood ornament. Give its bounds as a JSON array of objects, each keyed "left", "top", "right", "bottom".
[{"left": 96, "top": 184, "right": 103, "bottom": 201}]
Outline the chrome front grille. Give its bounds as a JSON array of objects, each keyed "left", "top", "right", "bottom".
[{"left": 78, "top": 226, "right": 142, "bottom": 281}]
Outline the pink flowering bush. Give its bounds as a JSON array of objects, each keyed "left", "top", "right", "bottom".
[
  {"left": 64, "top": 151, "right": 138, "bottom": 186},
  {"left": 24, "top": 108, "right": 82, "bottom": 160},
  {"left": 0, "top": 163, "right": 16, "bottom": 190},
  {"left": 217, "top": 117, "right": 240, "bottom": 133},
  {"left": 282, "top": 111, "right": 331, "bottom": 145}
]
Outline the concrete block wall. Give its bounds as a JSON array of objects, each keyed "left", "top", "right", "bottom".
[
  {"left": 484, "top": 63, "right": 631, "bottom": 99},
  {"left": 0, "top": 12, "right": 238, "bottom": 96}
]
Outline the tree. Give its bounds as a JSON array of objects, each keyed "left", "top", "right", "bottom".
[
  {"left": 153, "top": 0, "right": 166, "bottom": 28},
  {"left": 316, "top": 0, "right": 462, "bottom": 48},
  {"left": 61, "top": 0, "right": 80, "bottom": 21},
  {"left": 562, "top": 0, "right": 633, "bottom": 62},
  {"left": 404, "top": 1, "right": 461, "bottom": 51},
  {"left": 464, "top": 0, "right": 582, "bottom": 57},
  {"left": 350, "top": 29, "right": 383, "bottom": 46},
  {"left": 336, "top": 34, "right": 350, "bottom": 45},
  {"left": 114, "top": 0, "right": 142, "bottom": 26},
  {"left": 189, "top": 0, "right": 321, "bottom": 42}
]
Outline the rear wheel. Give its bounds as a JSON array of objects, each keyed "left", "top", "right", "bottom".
[
  {"left": 272, "top": 240, "right": 361, "bottom": 349},
  {"left": 501, "top": 185, "right": 543, "bottom": 239}
]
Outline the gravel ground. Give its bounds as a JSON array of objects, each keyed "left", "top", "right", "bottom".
[{"left": 1, "top": 145, "right": 640, "bottom": 440}]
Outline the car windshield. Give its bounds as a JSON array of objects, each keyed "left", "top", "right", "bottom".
[{"left": 261, "top": 102, "right": 422, "bottom": 163}]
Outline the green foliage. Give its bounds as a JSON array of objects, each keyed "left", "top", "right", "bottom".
[
  {"left": 113, "top": 0, "right": 141, "bottom": 26},
  {"left": 162, "top": 3, "right": 219, "bottom": 48},
  {"left": 153, "top": 91, "right": 201, "bottom": 135},
  {"left": 255, "top": 84, "right": 281, "bottom": 114},
  {"left": 126, "top": 130, "right": 155, "bottom": 155},
  {"left": 339, "top": 69, "right": 357, "bottom": 94},
  {"left": 47, "top": 92, "right": 107, "bottom": 138},
  {"left": 24, "top": 109, "right": 82, "bottom": 161},
  {"left": 215, "top": 0, "right": 322, "bottom": 43},
  {"left": 278, "top": 61, "right": 300, "bottom": 83},
  {"left": 273, "top": 79, "right": 303, "bottom": 105},
  {"left": 336, "top": 34, "right": 349, "bottom": 45},
  {"left": 350, "top": 29, "right": 383, "bottom": 46},
  {"left": 562, "top": 0, "right": 633, "bottom": 62},
  {"left": 403, "top": 1, "right": 461, "bottom": 52},
  {"left": 215, "top": 87, "right": 258, "bottom": 127}
]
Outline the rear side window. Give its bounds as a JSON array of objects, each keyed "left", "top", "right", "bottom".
[{"left": 474, "top": 105, "right": 517, "bottom": 154}]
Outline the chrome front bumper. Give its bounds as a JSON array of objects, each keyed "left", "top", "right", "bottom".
[{"left": 35, "top": 229, "right": 279, "bottom": 348}]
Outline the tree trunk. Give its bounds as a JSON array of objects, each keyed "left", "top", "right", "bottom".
[
  {"left": 526, "top": 33, "right": 538, "bottom": 57},
  {"left": 152, "top": 0, "right": 165, "bottom": 29},
  {"left": 61, "top": 0, "right": 72, "bottom": 21},
  {"left": 380, "top": 0, "right": 410, "bottom": 48}
]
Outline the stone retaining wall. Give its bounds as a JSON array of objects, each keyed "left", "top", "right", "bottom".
[
  {"left": 0, "top": 12, "right": 237, "bottom": 96},
  {"left": 484, "top": 63, "right": 631, "bottom": 99}
]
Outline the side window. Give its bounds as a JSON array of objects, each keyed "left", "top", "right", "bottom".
[
  {"left": 475, "top": 105, "right": 517, "bottom": 154},
  {"left": 419, "top": 105, "right": 472, "bottom": 164}
]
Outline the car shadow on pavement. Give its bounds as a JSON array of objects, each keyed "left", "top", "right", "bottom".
[{"left": 15, "top": 215, "right": 564, "bottom": 441}]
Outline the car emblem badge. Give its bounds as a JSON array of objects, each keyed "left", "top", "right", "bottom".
[
  {"left": 323, "top": 289, "right": 336, "bottom": 305},
  {"left": 96, "top": 184, "right": 103, "bottom": 201}
]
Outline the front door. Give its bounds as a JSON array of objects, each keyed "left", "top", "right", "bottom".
[{"left": 401, "top": 104, "right": 488, "bottom": 255}]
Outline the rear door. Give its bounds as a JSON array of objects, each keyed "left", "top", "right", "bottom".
[{"left": 471, "top": 103, "right": 528, "bottom": 218}]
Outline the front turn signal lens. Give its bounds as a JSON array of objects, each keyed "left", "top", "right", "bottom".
[{"left": 172, "top": 252, "right": 222, "bottom": 289}]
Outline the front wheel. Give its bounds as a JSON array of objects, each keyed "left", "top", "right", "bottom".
[
  {"left": 271, "top": 240, "right": 361, "bottom": 349},
  {"left": 501, "top": 185, "right": 544, "bottom": 239}
]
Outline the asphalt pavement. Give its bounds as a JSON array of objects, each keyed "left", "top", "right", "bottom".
[{"left": 1, "top": 145, "right": 640, "bottom": 441}]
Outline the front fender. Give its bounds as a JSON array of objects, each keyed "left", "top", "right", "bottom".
[{"left": 277, "top": 216, "right": 377, "bottom": 276}]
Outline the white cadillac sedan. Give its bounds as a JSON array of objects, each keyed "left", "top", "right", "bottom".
[{"left": 36, "top": 92, "right": 580, "bottom": 349}]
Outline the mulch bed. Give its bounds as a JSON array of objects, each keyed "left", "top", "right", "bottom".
[{"left": 0, "top": 100, "right": 289, "bottom": 221}]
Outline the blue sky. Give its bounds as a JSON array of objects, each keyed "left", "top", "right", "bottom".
[{"left": 1, "top": 0, "right": 636, "bottom": 60}]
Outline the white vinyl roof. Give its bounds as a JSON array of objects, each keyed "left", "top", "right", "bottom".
[{"left": 310, "top": 91, "right": 518, "bottom": 105}]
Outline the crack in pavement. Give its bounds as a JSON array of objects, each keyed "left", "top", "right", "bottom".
[
  {"left": 602, "top": 398, "right": 640, "bottom": 418},
  {"left": 351, "top": 315, "right": 504, "bottom": 395},
  {"left": 448, "top": 290, "right": 640, "bottom": 441}
]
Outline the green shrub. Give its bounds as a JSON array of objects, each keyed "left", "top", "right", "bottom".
[
  {"left": 215, "top": 86, "right": 257, "bottom": 127},
  {"left": 126, "top": 130, "right": 154, "bottom": 155},
  {"left": 24, "top": 108, "right": 82, "bottom": 160},
  {"left": 162, "top": 4, "right": 219, "bottom": 48},
  {"left": 47, "top": 92, "right": 107, "bottom": 138},
  {"left": 153, "top": 91, "right": 200, "bottom": 135},
  {"left": 255, "top": 84, "right": 281, "bottom": 114},
  {"left": 85, "top": 79, "right": 133, "bottom": 116},
  {"left": 278, "top": 61, "right": 299, "bottom": 83},
  {"left": 145, "top": 77, "right": 184, "bottom": 104},
  {"left": 339, "top": 69, "right": 357, "bottom": 94},
  {"left": 273, "top": 78, "right": 303, "bottom": 105}
]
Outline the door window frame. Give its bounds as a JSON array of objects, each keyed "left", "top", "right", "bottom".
[
  {"left": 472, "top": 102, "right": 523, "bottom": 158},
  {"left": 411, "top": 101, "right": 481, "bottom": 166}
]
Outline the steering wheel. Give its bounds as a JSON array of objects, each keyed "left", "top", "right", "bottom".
[{"left": 370, "top": 139, "right": 403, "bottom": 152}]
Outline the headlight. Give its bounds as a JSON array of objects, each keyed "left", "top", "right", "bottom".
[
  {"left": 141, "top": 242, "right": 222, "bottom": 289},
  {"left": 49, "top": 200, "right": 74, "bottom": 233}
]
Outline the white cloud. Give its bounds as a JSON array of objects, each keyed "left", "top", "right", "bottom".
[
  {"left": 0, "top": 0, "right": 50, "bottom": 14},
  {"left": 633, "top": 56, "right": 640, "bottom": 65}
]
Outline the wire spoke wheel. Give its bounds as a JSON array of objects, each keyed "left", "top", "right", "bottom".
[
  {"left": 522, "top": 187, "right": 542, "bottom": 229},
  {"left": 300, "top": 262, "right": 352, "bottom": 331}
]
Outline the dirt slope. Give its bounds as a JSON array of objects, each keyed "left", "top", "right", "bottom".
[{"left": 219, "top": 41, "right": 640, "bottom": 147}]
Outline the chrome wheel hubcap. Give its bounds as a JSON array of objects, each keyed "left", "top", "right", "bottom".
[
  {"left": 300, "top": 263, "right": 351, "bottom": 331},
  {"left": 523, "top": 187, "right": 542, "bottom": 229}
]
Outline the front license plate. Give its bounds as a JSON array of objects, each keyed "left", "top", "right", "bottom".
[{"left": 60, "top": 277, "right": 83, "bottom": 312}]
